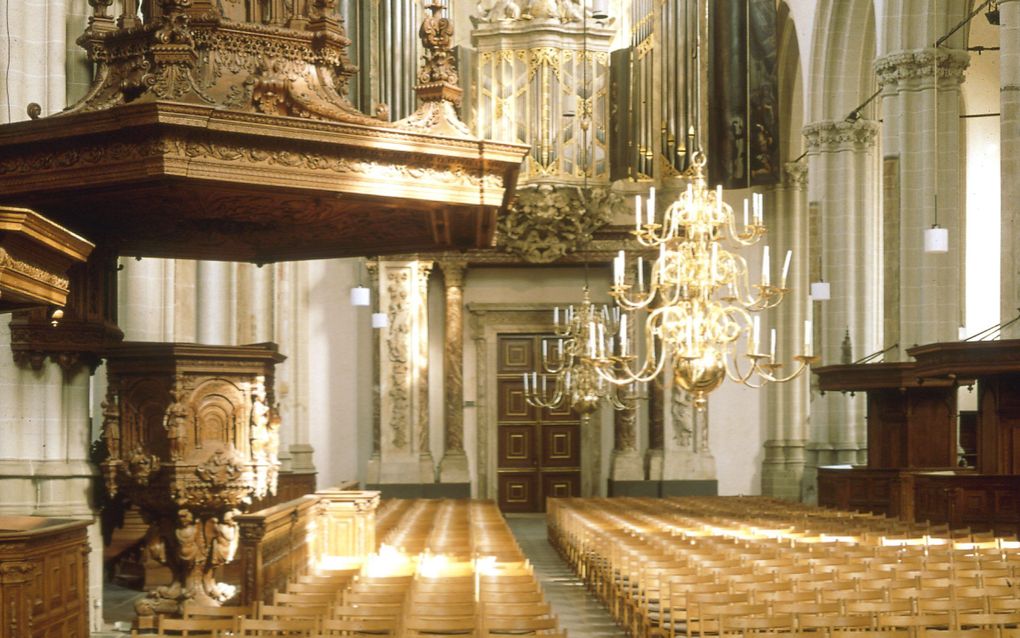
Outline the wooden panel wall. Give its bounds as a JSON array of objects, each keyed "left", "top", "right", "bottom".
[{"left": 0, "top": 518, "right": 90, "bottom": 638}]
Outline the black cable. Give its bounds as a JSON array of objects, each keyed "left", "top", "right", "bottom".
[{"left": 4, "top": 0, "right": 11, "bottom": 123}]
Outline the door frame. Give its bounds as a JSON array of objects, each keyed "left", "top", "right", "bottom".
[{"left": 467, "top": 303, "right": 603, "bottom": 503}]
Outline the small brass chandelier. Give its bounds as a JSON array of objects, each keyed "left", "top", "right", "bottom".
[
  {"left": 598, "top": 152, "right": 815, "bottom": 409},
  {"left": 523, "top": 286, "right": 636, "bottom": 415}
]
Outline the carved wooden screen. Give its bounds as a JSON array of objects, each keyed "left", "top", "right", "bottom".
[{"left": 496, "top": 334, "right": 581, "bottom": 513}]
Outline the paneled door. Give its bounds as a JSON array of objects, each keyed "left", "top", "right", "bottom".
[{"left": 496, "top": 334, "right": 582, "bottom": 512}]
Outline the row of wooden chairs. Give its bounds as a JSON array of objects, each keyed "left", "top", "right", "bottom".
[
  {"left": 548, "top": 496, "right": 1020, "bottom": 638},
  {"left": 136, "top": 499, "right": 566, "bottom": 637}
]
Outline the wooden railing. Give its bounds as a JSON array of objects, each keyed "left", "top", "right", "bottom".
[
  {"left": 235, "top": 495, "right": 318, "bottom": 606},
  {"left": 233, "top": 487, "right": 378, "bottom": 605}
]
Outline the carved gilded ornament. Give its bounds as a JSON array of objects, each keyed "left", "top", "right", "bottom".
[
  {"left": 497, "top": 185, "right": 624, "bottom": 263},
  {"left": 474, "top": 0, "right": 594, "bottom": 24},
  {"left": 385, "top": 268, "right": 412, "bottom": 450}
]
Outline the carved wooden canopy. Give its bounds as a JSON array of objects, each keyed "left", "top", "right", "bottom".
[
  {"left": 0, "top": 207, "right": 93, "bottom": 312},
  {"left": 0, "top": 0, "right": 528, "bottom": 263}
]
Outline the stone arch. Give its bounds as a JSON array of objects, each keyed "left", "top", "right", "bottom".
[
  {"left": 808, "top": 0, "right": 878, "bottom": 122},
  {"left": 777, "top": 1, "right": 805, "bottom": 160},
  {"left": 879, "top": 0, "right": 973, "bottom": 54}
]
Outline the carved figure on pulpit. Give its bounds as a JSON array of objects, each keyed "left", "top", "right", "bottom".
[
  {"left": 101, "top": 393, "right": 120, "bottom": 457},
  {"left": 165, "top": 386, "right": 190, "bottom": 462},
  {"left": 176, "top": 509, "right": 202, "bottom": 567},
  {"left": 250, "top": 377, "right": 270, "bottom": 462},
  {"left": 266, "top": 407, "right": 281, "bottom": 494},
  {"left": 210, "top": 509, "right": 239, "bottom": 566}
]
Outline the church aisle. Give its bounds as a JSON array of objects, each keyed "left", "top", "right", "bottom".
[{"left": 506, "top": 514, "right": 626, "bottom": 638}]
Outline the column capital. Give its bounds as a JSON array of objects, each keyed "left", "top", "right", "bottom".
[
  {"left": 874, "top": 48, "right": 969, "bottom": 90},
  {"left": 440, "top": 259, "right": 467, "bottom": 288},
  {"left": 803, "top": 119, "right": 879, "bottom": 154},
  {"left": 783, "top": 159, "right": 808, "bottom": 190}
]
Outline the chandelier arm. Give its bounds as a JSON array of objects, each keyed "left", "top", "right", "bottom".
[{"left": 754, "top": 357, "right": 813, "bottom": 384}]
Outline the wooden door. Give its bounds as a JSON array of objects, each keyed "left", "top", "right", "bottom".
[{"left": 496, "top": 334, "right": 582, "bottom": 513}]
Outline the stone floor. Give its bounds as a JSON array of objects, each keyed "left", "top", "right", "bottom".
[{"left": 506, "top": 513, "right": 626, "bottom": 638}]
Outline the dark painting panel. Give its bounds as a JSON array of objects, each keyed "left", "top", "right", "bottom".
[{"left": 709, "top": 0, "right": 780, "bottom": 188}]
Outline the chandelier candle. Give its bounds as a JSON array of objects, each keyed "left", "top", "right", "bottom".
[{"left": 595, "top": 151, "right": 816, "bottom": 409}]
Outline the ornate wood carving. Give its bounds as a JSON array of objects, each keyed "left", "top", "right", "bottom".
[
  {"left": 0, "top": 207, "right": 93, "bottom": 313},
  {"left": 0, "top": 517, "right": 90, "bottom": 638},
  {"left": 100, "top": 342, "right": 286, "bottom": 615},
  {"left": 9, "top": 248, "right": 122, "bottom": 373},
  {"left": 0, "top": 2, "right": 528, "bottom": 263}
]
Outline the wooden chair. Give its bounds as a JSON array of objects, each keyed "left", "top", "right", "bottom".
[
  {"left": 274, "top": 591, "right": 338, "bottom": 607},
  {"left": 155, "top": 615, "right": 239, "bottom": 636},
  {"left": 314, "top": 616, "right": 398, "bottom": 636},
  {"left": 179, "top": 602, "right": 253, "bottom": 619},
  {"left": 237, "top": 617, "right": 317, "bottom": 636},
  {"left": 255, "top": 602, "right": 328, "bottom": 621},
  {"left": 479, "top": 614, "right": 558, "bottom": 635},
  {"left": 401, "top": 614, "right": 475, "bottom": 637}
]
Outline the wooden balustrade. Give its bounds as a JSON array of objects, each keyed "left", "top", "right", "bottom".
[
  {"left": 233, "top": 487, "right": 378, "bottom": 607},
  {"left": 235, "top": 495, "right": 319, "bottom": 606}
]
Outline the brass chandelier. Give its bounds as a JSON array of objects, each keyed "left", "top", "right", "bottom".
[
  {"left": 598, "top": 152, "right": 814, "bottom": 409},
  {"left": 523, "top": 286, "right": 636, "bottom": 415}
]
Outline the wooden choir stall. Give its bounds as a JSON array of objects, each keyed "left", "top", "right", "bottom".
[{"left": 816, "top": 340, "right": 1020, "bottom": 535}]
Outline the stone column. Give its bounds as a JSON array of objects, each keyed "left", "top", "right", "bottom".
[
  {"left": 366, "top": 261, "right": 382, "bottom": 484},
  {"left": 875, "top": 48, "right": 968, "bottom": 351},
  {"left": 610, "top": 399, "right": 643, "bottom": 482},
  {"left": 438, "top": 259, "right": 469, "bottom": 484},
  {"left": 801, "top": 119, "right": 881, "bottom": 502},
  {"left": 369, "top": 260, "right": 435, "bottom": 485},
  {"left": 119, "top": 258, "right": 180, "bottom": 342},
  {"left": 1002, "top": 0, "right": 1020, "bottom": 337},
  {"left": 274, "top": 261, "right": 315, "bottom": 474},
  {"left": 646, "top": 380, "right": 665, "bottom": 480},
  {"left": 196, "top": 260, "right": 235, "bottom": 345},
  {"left": 762, "top": 160, "right": 810, "bottom": 500}
]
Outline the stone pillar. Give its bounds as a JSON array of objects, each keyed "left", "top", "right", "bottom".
[
  {"left": 801, "top": 119, "right": 881, "bottom": 502},
  {"left": 119, "top": 258, "right": 167, "bottom": 341},
  {"left": 196, "top": 261, "right": 235, "bottom": 345},
  {"left": 1002, "top": 0, "right": 1020, "bottom": 337},
  {"left": 875, "top": 48, "right": 968, "bottom": 351},
  {"left": 366, "top": 261, "right": 382, "bottom": 484},
  {"left": 762, "top": 160, "right": 810, "bottom": 500},
  {"left": 610, "top": 399, "right": 643, "bottom": 482},
  {"left": 646, "top": 380, "right": 665, "bottom": 480},
  {"left": 275, "top": 261, "right": 315, "bottom": 474},
  {"left": 438, "top": 260, "right": 469, "bottom": 484},
  {"left": 369, "top": 260, "right": 435, "bottom": 485}
]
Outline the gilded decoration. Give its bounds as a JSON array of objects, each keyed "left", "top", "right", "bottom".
[
  {"left": 497, "top": 184, "right": 624, "bottom": 263},
  {"left": 384, "top": 267, "right": 412, "bottom": 451},
  {"left": 0, "top": 0, "right": 528, "bottom": 263},
  {"left": 0, "top": 207, "right": 93, "bottom": 313},
  {"left": 100, "top": 343, "right": 286, "bottom": 614}
]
